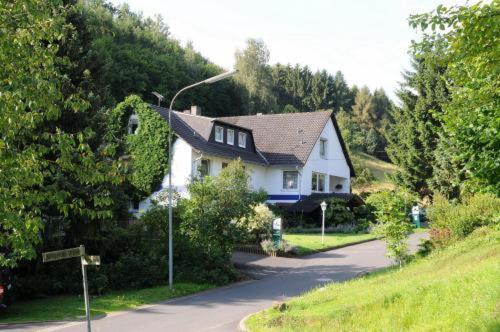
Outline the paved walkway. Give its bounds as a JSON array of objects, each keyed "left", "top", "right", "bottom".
[{"left": 4, "top": 233, "right": 428, "bottom": 332}]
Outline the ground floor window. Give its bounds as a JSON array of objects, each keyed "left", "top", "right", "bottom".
[
  {"left": 312, "top": 172, "right": 325, "bottom": 192},
  {"left": 283, "top": 170, "right": 299, "bottom": 189},
  {"left": 199, "top": 159, "right": 210, "bottom": 177}
]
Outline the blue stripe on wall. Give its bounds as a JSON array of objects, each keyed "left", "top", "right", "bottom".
[{"left": 267, "top": 195, "right": 302, "bottom": 201}]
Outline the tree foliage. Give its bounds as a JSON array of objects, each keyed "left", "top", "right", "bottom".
[
  {"left": 235, "top": 38, "right": 277, "bottom": 114},
  {"left": 410, "top": 1, "right": 500, "bottom": 195},
  {"left": 0, "top": 0, "right": 119, "bottom": 268}
]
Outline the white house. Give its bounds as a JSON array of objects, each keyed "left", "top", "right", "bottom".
[{"left": 130, "top": 105, "right": 355, "bottom": 214}]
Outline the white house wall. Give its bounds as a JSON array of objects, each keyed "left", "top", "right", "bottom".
[{"left": 301, "top": 118, "right": 351, "bottom": 195}]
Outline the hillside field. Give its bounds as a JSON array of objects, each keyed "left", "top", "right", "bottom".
[{"left": 352, "top": 152, "right": 398, "bottom": 193}]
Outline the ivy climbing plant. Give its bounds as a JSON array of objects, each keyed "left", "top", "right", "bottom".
[{"left": 107, "top": 95, "right": 172, "bottom": 198}]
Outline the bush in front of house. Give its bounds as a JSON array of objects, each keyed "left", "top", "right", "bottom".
[
  {"left": 427, "top": 193, "right": 500, "bottom": 247},
  {"left": 237, "top": 203, "right": 275, "bottom": 244},
  {"left": 178, "top": 159, "right": 266, "bottom": 276},
  {"left": 323, "top": 198, "right": 374, "bottom": 232}
]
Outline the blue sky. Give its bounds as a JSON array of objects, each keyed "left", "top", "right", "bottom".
[{"left": 110, "top": 0, "right": 468, "bottom": 101}]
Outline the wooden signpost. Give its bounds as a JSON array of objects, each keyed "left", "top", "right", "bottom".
[{"left": 43, "top": 245, "right": 100, "bottom": 332}]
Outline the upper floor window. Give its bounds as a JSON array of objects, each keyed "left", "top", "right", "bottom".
[
  {"left": 312, "top": 172, "right": 325, "bottom": 192},
  {"left": 283, "top": 171, "right": 299, "bottom": 190},
  {"left": 227, "top": 129, "right": 234, "bottom": 145},
  {"left": 199, "top": 159, "right": 210, "bottom": 177},
  {"left": 128, "top": 114, "right": 139, "bottom": 134},
  {"left": 215, "top": 126, "right": 224, "bottom": 143},
  {"left": 238, "top": 132, "right": 247, "bottom": 148},
  {"left": 319, "top": 139, "right": 327, "bottom": 159}
]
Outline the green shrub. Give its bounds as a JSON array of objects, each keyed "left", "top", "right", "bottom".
[
  {"left": 178, "top": 159, "right": 265, "bottom": 281},
  {"left": 237, "top": 203, "right": 274, "bottom": 244},
  {"left": 427, "top": 193, "right": 500, "bottom": 246},
  {"left": 366, "top": 189, "right": 418, "bottom": 266},
  {"left": 325, "top": 198, "right": 355, "bottom": 226}
]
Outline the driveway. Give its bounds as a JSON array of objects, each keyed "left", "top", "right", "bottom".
[{"left": 4, "top": 232, "right": 428, "bottom": 332}]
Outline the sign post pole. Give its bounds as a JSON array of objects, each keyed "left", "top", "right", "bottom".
[
  {"left": 80, "top": 245, "right": 91, "bottom": 332},
  {"left": 42, "top": 245, "right": 100, "bottom": 332},
  {"left": 272, "top": 218, "right": 282, "bottom": 249}
]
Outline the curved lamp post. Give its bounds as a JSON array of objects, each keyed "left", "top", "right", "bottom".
[
  {"left": 162, "top": 69, "right": 237, "bottom": 290},
  {"left": 320, "top": 201, "right": 327, "bottom": 245}
]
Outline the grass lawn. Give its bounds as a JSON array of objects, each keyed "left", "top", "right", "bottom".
[
  {"left": 283, "top": 233, "right": 376, "bottom": 255},
  {"left": 0, "top": 282, "right": 214, "bottom": 324},
  {"left": 247, "top": 227, "right": 500, "bottom": 331}
]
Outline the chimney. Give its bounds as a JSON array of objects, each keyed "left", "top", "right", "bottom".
[{"left": 191, "top": 105, "right": 201, "bottom": 116}]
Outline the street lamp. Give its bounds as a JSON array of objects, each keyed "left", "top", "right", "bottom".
[
  {"left": 320, "top": 201, "right": 327, "bottom": 245},
  {"left": 163, "top": 69, "right": 237, "bottom": 290},
  {"left": 152, "top": 91, "right": 164, "bottom": 106}
]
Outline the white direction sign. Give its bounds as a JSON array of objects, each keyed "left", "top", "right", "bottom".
[
  {"left": 42, "top": 247, "right": 83, "bottom": 263},
  {"left": 273, "top": 218, "right": 282, "bottom": 230},
  {"left": 82, "top": 255, "right": 101, "bottom": 266}
]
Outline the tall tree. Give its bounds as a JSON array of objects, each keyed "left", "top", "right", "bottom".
[
  {"left": 331, "top": 71, "right": 355, "bottom": 113},
  {"left": 351, "top": 86, "right": 375, "bottom": 129},
  {"left": 234, "top": 38, "right": 276, "bottom": 114},
  {"left": 386, "top": 42, "right": 449, "bottom": 194}
]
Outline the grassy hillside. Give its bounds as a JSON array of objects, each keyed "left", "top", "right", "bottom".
[
  {"left": 353, "top": 152, "right": 398, "bottom": 193},
  {"left": 246, "top": 227, "right": 500, "bottom": 331}
]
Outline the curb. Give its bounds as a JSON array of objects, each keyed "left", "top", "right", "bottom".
[{"left": 238, "top": 310, "right": 260, "bottom": 332}]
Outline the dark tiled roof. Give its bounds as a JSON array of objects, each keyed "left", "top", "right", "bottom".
[
  {"left": 151, "top": 106, "right": 354, "bottom": 176},
  {"left": 218, "top": 111, "right": 355, "bottom": 175},
  {"left": 286, "top": 193, "right": 364, "bottom": 213},
  {"left": 151, "top": 106, "right": 267, "bottom": 165}
]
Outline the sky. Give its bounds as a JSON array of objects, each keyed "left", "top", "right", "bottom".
[{"left": 110, "top": 0, "right": 468, "bottom": 101}]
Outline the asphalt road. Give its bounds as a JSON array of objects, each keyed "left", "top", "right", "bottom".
[{"left": 5, "top": 233, "right": 427, "bottom": 332}]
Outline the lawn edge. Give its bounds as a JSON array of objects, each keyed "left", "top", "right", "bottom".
[
  {"left": 0, "top": 279, "right": 255, "bottom": 327},
  {"left": 294, "top": 236, "right": 378, "bottom": 256}
]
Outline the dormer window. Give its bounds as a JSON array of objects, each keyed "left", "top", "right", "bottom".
[
  {"left": 215, "top": 126, "right": 224, "bottom": 143},
  {"left": 320, "top": 139, "right": 327, "bottom": 159},
  {"left": 128, "top": 114, "right": 139, "bottom": 134},
  {"left": 238, "top": 132, "right": 247, "bottom": 148},
  {"left": 227, "top": 129, "right": 234, "bottom": 145}
]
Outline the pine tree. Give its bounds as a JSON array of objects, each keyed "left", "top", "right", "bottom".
[{"left": 386, "top": 44, "right": 449, "bottom": 194}]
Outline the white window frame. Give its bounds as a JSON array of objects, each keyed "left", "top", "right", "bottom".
[
  {"left": 283, "top": 170, "right": 299, "bottom": 190},
  {"left": 238, "top": 132, "right": 247, "bottom": 148},
  {"left": 227, "top": 129, "right": 234, "bottom": 145},
  {"left": 319, "top": 138, "right": 327, "bottom": 159},
  {"left": 128, "top": 114, "right": 139, "bottom": 135},
  {"left": 312, "top": 172, "right": 326, "bottom": 192},
  {"left": 215, "top": 126, "right": 224, "bottom": 143}
]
